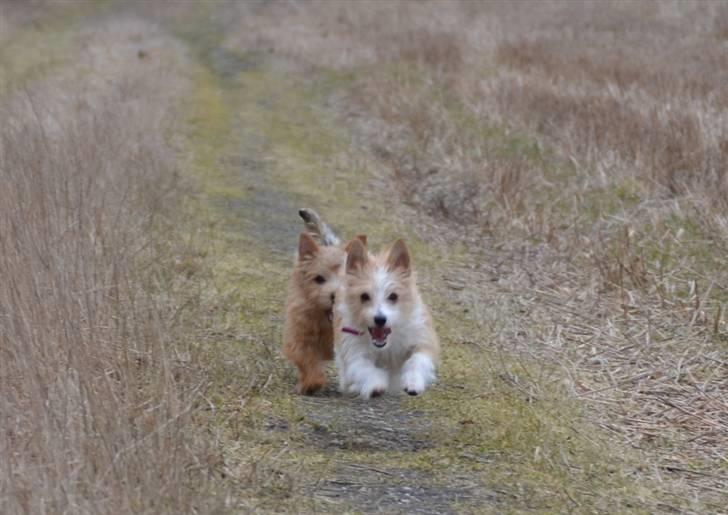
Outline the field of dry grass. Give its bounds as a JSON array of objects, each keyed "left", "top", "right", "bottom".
[
  {"left": 0, "top": 7, "right": 222, "bottom": 513},
  {"left": 1, "top": 1, "right": 726, "bottom": 513},
  {"left": 229, "top": 0, "right": 728, "bottom": 499}
]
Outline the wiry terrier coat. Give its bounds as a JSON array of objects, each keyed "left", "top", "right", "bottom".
[
  {"left": 335, "top": 239, "right": 440, "bottom": 398},
  {"left": 282, "top": 209, "right": 366, "bottom": 394},
  {"left": 283, "top": 232, "right": 343, "bottom": 394}
]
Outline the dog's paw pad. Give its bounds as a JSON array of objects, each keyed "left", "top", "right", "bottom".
[
  {"left": 404, "top": 387, "right": 419, "bottom": 396},
  {"left": 370, "top": 388, "right": 385, "bottom": 398}
]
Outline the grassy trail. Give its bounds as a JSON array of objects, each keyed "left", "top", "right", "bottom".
[{"left": 166, "top": 7, "right": 653, "bottom": 514}]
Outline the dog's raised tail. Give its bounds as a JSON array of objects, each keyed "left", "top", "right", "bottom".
[{"left": 298, "top": 208, "right": 341, "bottom": 246}]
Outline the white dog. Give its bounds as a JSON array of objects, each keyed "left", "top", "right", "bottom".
[{"left": 334, "top": 238, "right": 440, "bottom": 398}]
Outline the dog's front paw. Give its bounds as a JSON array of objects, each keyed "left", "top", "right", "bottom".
[
  {"left": 345, "top": 379, "right": 386, "bottom": 398},
  {"left": 361, "top": 381, "right": 388, "bottom": 399},
  {"left": 369, "top": 386, "right": 387, "bottom": 398},
  {"left": 296, "top": 379, "right": 325, "bottom": 396},
  {"left": 296, "top": 368, "right": 327, "bottom": 396},
  {"left": 401, "top": 353, "right": 435, "bottom": 396},
  {"left": 401, "top": 371, "right": 426, "bottom": 396},
  {"left": 359, "top": 373, "right": 389, "bottom": 399}
]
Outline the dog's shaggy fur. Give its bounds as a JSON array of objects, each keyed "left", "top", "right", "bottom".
[
  {"left": 283, "top": 232, "right": 344, "bottom": 394},
  {"left": 335, "top": 238, "right": 440, "bottom": 398},
  {"left": 282, "top": 209, "right": 366, "bottom": 394}
]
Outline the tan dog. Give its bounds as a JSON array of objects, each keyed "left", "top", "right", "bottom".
[{"left": 282, "top": 209, "right": 366, "bottom": 394}]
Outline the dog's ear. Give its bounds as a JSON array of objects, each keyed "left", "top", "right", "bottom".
[
  {"left": 344, "top": 236, "right": 367, "bottom": 253},
  {"left": 298, "top": 232, "right": 319, "bottom": 259},
  {"left": 344, "top": 234, "right": 367, "bottom": 254},
  {"left": 386, "top": 239, "right": 411, "bottom": 274},
  {"left": 346, "top": 238, "right": 368, "bottom": 273}
]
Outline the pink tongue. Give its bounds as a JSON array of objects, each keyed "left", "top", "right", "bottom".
[{"left": 371, "top": 327, "right": 388, "bottom": 340}]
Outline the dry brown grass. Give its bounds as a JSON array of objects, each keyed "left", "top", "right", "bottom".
[
  {"left": 3, "top": 1, "right": 727, "bottom": 511},
  {"left": 226, "top": 0, "right": 728, "bottom": 507},
  {"left": 0, "top": 15, "right": 219, "bottom": 514},
  {"left": 493, "top": 79, "right": 728, "bottom": 197}
]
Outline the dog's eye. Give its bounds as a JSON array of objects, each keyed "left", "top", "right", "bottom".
[
  {"left": 314, "top": 275, "right": 326, "bottom": 284},
  {"left": 388, "top": 293, "right": 398, "bottom": 302},
  {"left": 360, "top": 293, "right": 370, "bottom": 302}
]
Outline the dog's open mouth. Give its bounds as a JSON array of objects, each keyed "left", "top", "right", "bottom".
[{"left": 368, "top": 327, "right": 392, "bottom": 348}]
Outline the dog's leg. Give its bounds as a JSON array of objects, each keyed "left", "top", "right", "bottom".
[
  {"left": 400, "top": 352, "right": 436, "bottom": 396},
  {"left": 285, "top": 336, "right": 327, "bottom": 395},
  {"left": 294, "top": 355, "right": 327, "bottom": 395},
  {"left": 340, "top": 356, "right": 389, "bottom": 399}
]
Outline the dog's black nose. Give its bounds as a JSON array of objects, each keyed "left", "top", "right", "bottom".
[{"left": 374, "top": 315, "right": 387, "bottom": 327}]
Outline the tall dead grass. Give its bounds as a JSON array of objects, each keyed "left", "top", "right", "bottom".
[
  {"left": 0, "top": 46, "right": 215, "bottom": 515},
  {"left": 494, "top": 79, "right": 728, "bottom": 197}
]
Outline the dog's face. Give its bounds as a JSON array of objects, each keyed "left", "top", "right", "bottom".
[
  {"left": 344, "top": 239, "right": 415, "bottom": 349},
  {"left": 296, "top": 232, "right": 345, "bottom": 313}
]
